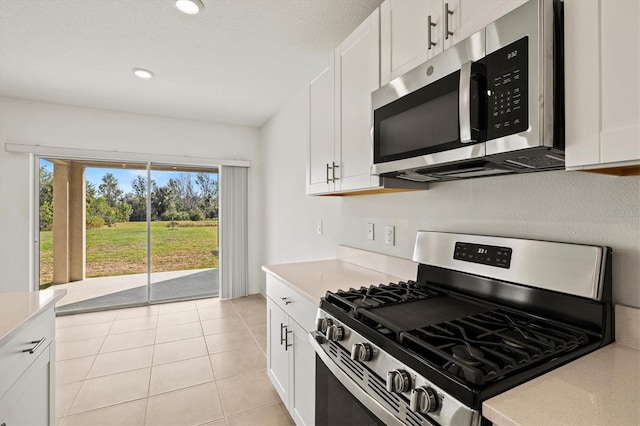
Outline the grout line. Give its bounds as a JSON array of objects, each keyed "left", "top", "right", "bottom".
[
  {"left": 57, "top": 296, "right": 269, "bottom": 426},
  {"left": 143, "top": 304, "right": 162, "bottom": 425},
  {"left": 61, "top": 396, "right": 149, "bottom": 422},
  {"left": 223, "top": 401, "right": 291, "bottom": 424}
]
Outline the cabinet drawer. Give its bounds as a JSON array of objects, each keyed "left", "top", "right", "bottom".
[
  {"left": 0, "top": 307, "right": 54, "bottom": 399},
  {"left": 266, "top": 275, "right": 317, "bottom": 332},
  {"left": 0, "top": 345, "right": 51, "bottom": 425}
]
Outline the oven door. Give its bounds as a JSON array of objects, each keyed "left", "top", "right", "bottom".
[
  {"left": 310, "top": 333, "right": 420, "bottom": 426},
  {"left": 315, "top": 355, "right": 386, "bottom": 426},
  {"left": 371, "top": 30, "right": 487, "bottom": 176}
]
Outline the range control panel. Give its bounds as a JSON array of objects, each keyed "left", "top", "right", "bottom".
[
  {"left": 486, "top": 36, "right": 528, "bottom": 140},
  {"left": 454, "top": 242, "right": 512, "bottom": 269}
]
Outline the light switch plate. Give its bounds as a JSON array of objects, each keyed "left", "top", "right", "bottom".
[
  {"left": 385, "top": 225, "right": 395, "bottom": 246},
  {"left": 367, "top": 223, "right": 374, "bottom": 240},
  {"left": 317, "top": 220, "right": 323, "bottom": 235}
]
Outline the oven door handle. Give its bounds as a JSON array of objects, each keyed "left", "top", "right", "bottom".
[
  {"left": 459, "top": 60, "right": 473, "bottom": 143},
  {"left": 309, "top": 332, "right": 427, "bottom": 426}
]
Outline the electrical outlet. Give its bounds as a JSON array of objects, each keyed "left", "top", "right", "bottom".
[
  {"left": 317, "top": 220, "right": 323, "bottom": 235},
  {"left": 367, "top": 223, "right": 374, "bottom": 240},
  {"left": 385, "top": 225, "right": 395, "bottom": 246}
]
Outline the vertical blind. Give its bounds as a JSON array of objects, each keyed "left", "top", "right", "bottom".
[{"left": 218, "top": 166, "right": 248, "bottom": 299}]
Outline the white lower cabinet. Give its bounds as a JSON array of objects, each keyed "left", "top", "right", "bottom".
[
  {"left": 0, "top": 307, "right": 55, "bottom": 426},
  {"left": 267, "top": 299, "right": 291, "bottom": 403},
  {"left": 266, "top": 276, "right": 316, "bottom": 425}
]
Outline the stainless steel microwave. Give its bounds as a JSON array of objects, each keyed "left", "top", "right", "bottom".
[{"left": 371, "top": 0, "right": 564, "bottom": 182}]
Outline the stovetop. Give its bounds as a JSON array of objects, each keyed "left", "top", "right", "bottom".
[
  {"left": 323, "top": 281, "right": 598, "bottom": 388},
  {"left": 315, "top": 232, "right": 613, "bottom": 412}
]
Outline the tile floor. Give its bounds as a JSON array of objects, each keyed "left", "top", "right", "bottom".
[{"left": 54, "top": 295, "right": 295, "bottom": 426}]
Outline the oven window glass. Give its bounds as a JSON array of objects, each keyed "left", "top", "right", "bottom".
[{"left": 315, "top": 356, "right": 386, "bottom": 426}]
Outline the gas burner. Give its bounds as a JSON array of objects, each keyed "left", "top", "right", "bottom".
[{"left": 451, "top": 345, "right": 484, "bottom": 365}]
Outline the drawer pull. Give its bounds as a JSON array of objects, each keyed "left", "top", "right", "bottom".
[
  {"left": 280, "top": 297, "right": 291, "bottom": 305},
  {"left": 23, "top": 337, "right": 46, "bottom": 354}
]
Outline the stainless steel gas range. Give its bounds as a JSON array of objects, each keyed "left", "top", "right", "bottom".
[{"left": 310, "top": 231, "right": 613, "bottom": 426}]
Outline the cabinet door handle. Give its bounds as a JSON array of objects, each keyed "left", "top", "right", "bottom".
[
  {"left": 280, "top": 297, "right": 291, "bottom": 305},
  {"left": 284, "top": 327, "right": 293, "bottom": 351},
  {"left": 332, "top": 162, "right": 339, "bottom": 182},
  {"left": 280, "top": 323, "right": 286, "bottom": 345},
  {"left": 445, "top": 3, "right": 454, "bottom": 40},
  {"left": 326, "top": 163, "right": 331, "bottom": 184},
  {"left": 427, "top": 15, "right": 437, "bottom": 49},
  {"left": 22, "top": 337, "right": 46, "bottom": 354}
]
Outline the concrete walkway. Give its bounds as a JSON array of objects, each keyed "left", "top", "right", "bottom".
[{"left": 53, "top": 269, "right": 219, "bottom": 314}]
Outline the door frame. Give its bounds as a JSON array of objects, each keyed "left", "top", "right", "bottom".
[{"left": 33, "top": 153, "right": 222, "bottom": 313}]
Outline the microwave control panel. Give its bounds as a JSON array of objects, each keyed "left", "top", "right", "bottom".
[{"left": 486, "top": 36, "right": 528, "bottom": 140}]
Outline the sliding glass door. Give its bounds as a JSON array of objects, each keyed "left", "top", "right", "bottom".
[
  {"left": 38, "top": 157, "right": 219, "bottom": 314},
  {"left": 149, "top": 164, "right": 220, "bottom": 303}
]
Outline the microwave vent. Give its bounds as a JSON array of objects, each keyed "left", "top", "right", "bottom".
[
  {"left": 504, "top": 154, "right": 565, "bottom": 170},
  {"left": 397, "top": 171, "right": 440, "bottom": 182}
]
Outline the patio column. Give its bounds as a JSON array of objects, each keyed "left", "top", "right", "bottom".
[
  {"left": 52, "top": 160, "right": 86, "bottom": 284},
  {"left": 69, "top": 162, "right": 86, "bottom": 281}
]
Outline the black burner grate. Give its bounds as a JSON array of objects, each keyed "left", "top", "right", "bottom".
[
  {"left": 324, "top": 281, "right": 440, "bottom": 316},
  {"left": 399, "top": 309, "right": 590, "bottom": 386}
]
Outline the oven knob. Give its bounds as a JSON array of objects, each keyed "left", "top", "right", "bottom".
[
  {"left": 316, "top": 317, "right": 333, "bottom": 333},
  {"left": 350, "top": 342, "right": 373, "bottom": 362},
  {"left": 386, "top": 369, "right": 411, "bottom": 393},
  {"left": 325, "top": 324, "right": 344, "bottom": 342},
  {"left": 410, "top": 386, "right": 439, "bottom": 414}
]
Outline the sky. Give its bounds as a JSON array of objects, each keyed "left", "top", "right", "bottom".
[{"left": 40, "top": 159, "right": 217, "bottom": 195}]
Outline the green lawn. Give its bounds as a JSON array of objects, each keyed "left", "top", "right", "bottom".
[{"left": 40, "top": 221, "right": 218, "bottom": 286}]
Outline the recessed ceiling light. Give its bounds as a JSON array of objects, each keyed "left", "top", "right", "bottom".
[
  {"left": 132, "top": 68, "right": 154, "bottom": 79},
  {"left": 175, "top": 0, "right": 204, "bottom": 15}
]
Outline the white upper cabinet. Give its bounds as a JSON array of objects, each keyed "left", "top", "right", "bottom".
[
  {"left": 308, "top": 53, "right": 336, "bottom": 194},
  {"left": 452, "top": 0, "right": 527, "bottom": 42},
  {"left": 565, "top": 0, "right": 640, "bottom": 172},
  {"left": 380, "top": 0, "right": 527, "bottom": 85},
  {"left": 307, "top": 9, "right": 382, "bottom": 195},
  {"left": 381, "top": 0, "right": 448, "bottom": 84},
  {"left": 336, "top": 9, "right": 381, "bottom": 192}
]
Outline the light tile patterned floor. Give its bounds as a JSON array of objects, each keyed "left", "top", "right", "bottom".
[{"left": 55, "top": 295, "right": 295, "bottom": 426}]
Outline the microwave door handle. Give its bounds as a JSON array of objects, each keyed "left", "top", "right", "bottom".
[{"left": 459, "top": 61, "right": 473, "bottom": 143}]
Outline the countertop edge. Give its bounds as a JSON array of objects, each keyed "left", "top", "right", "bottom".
[
  {"left": 262, "top": 258, "right": 406, "bottom": 305},
  {"left": 0, "top": 289, "right": 67, "bottom": 346},
  {"left": 262, "top": 264, "right": 320, "bottom": 304}
]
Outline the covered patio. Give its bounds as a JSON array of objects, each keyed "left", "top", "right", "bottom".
[{"left": 55, "top": 268, "right": 219, "bottom": 314}]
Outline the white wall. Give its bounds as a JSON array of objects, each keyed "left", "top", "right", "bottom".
[
  {"left": 260, "top": 88, "right": 640, "bottom": 308},
  {"left": 259, "top": 89, "right": 341, "bottom": 281},
  {"left": 0, "top": 96, "right": 263, "bottom": 295}
]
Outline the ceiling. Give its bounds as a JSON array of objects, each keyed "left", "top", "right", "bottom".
[{"left": 0, "top": 0, "right": 382, "bottom": 127}]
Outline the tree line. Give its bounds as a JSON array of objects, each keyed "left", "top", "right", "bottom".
[{"left": 39, "top": 167, "right": 218, "bottom": 231}]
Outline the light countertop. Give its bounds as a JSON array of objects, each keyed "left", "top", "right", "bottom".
[
  {"left": 0, "top": 289, "right": 67, "bottom": 346},
  {"left": 262, "top": 259, "right": 408, "bottom": 304},
  {"left": 483, "top": 305, "right": 640, "bottom": 426}
]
